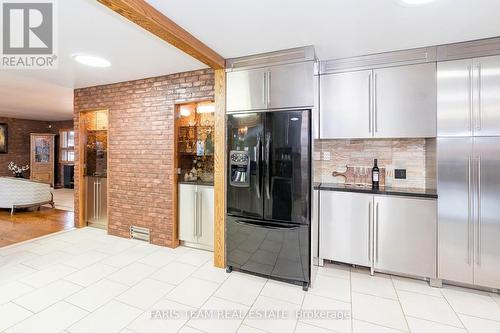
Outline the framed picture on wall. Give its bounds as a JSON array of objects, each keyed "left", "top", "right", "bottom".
[{"left": 0, "top": 124, "right": 7, "bottom": 154}]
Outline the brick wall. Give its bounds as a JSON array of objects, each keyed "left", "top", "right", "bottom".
[
  {"left": 74, "top": 69, "right": 215, "bottom": 247},
  {"left": 0, "top": 117, "right": 72, "bottom": 178}
]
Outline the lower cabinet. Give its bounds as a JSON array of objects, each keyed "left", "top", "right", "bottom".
[
  {"left": 320, "top": 191, "right": 437, "bottom": 278},
  {"left": 179, "top": 184, "right": 214, "bottom": 250}
]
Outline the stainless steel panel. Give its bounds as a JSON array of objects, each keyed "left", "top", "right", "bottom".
[
  {"left": 226, "top": 46, "right": 316, "bottom": 71},
  {"left": 198, "top": 186, "right": 214, "bottom": 249},
  {"left": 313, "top": 75, "right": 319, "bottom": 139},
  {"left": 319, "top": 191, "right": 372, "bottom": 267},
  {"left": 267, "top": 62, "right": 314, "bottom": 109},
  {"left": 85, "top": 176, "right": 107, "bottom": 229},
  {"left": 226, "top": 68, "right": 267, "bottom": 112},
  {"left": 473, "top": 138, "right": 500, "bottom": 289},
  {"left": 374, "top": 63, "right": 437, "bottom": 138},
  {"left": 374, "top": 196, "right": 437, "bottom": 278},
  {"left": 312, "top": 189, "right": 319, "bottom": 260},
  {"left": 320, "top": 46, "right": 437, "bottom": 74},
  {"left": 473, "top": 55, "right": 500, "bottom": 136},
  {"left": 319, "top": 70, "right": 372, "bottom": 139},
  {"left": 437, "top": 138, "right": 474, "bottom": 284},
  {"left": 437, "top": 59, "right": 474, "bottom": 137},
  {"left": 437, "top": 37, "right": 500, "bottom": 62}
]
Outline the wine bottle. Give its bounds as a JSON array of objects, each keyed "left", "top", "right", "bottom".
[{"left": 372, "top": 159, "right": 380, "bottom": 189}]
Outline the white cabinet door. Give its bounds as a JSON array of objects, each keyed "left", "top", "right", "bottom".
[
  {"left": 374, "top": 63, "right": 437, "bottom": 138},
  {"left": 179, "top": 184, "right": 197, "bottom": 243},
  {"left": 197, "top": 186, "right": 214, "bottom": 249},
  {"left": 320, "top": 70, "right": 373, "bottom": 139},
  {"left": 374, "top": 196, "right": 437, "bottom": 278},
  {"left": 267, "top": 62, "right": 314, "bottom": 109},
  {"left": 320, "top": 191, "right": 372, "bottom": 267},
  {"left": 226, "top": 68, "right": 267, "bottom": 112}
]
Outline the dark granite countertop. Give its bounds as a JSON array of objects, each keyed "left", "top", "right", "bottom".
[
  {"left": 178, "top": 180, "right": 214, "bottom": 186},
  {"left": 317, "top": 183, "right": 437, "bottom": 199}
]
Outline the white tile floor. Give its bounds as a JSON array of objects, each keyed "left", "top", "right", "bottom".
[{"left": 0, "top": 228, "right": 499, "bottom": 333}]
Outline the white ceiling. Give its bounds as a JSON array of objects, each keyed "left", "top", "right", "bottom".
[
  {"left": 3, "top": 0, "right": 500, "bottom": 121},
  {"left": 0, "top": 0, "right": 206, "bottom": 121}
]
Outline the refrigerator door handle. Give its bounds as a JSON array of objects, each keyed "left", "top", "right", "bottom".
[
  {"left": 368, "top": 73, "right": 372, "bottom": 134},
  {"left": 234, "top": 219, "right": 299, "bottom": 231},
  {"left": 375, "top": 202, "right": 379, "bottom": 263},
  {"left": 368, "top": 201, "right": 372, "bottom": 262},
  {"left": 468, "top": 65, "right": 473, "bottom": 133},
  {"left": 374, "top": 73, "right": 378, "bottom": 133},
  {"left": 265, "top": 133, "right": 271, "bottom": 200},
  {"left": 477, "top": 64, "right": 482, "bottom": 131},
  {"left": 255, "top": 135, "right": 261, "bottom": 199}
]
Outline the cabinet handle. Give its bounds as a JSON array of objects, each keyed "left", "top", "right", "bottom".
[
  {"left": 368, "top": 201, "right": 372, "bottom": 261},
  {"left": 94, "top": 181, "right": 98, "bottom": 220},
  {"left": 477, "top": 64, "right": 482, "bottom": 131},
  {"left": 467, "top": 156, "right": 472, "bottom": 264},
  {"left": 375, "top": 202, "right": 379, "bottom": 263},
  {"left": 267, "top": 71, "right": 271, "bottom": 106},
  {"left": 262, "top": 73, "right": 267, "bottom": 107},
  {"left": 194, "top": 187, "right": 198, "bottom": 238},
  {"left": 368, "top": 73, "right": 372, "bottom": 134},
  {"left": 468, "top": 66, "right": 473, "bottom": 132},
  {"left": 199, "top": 191, "right": 203, "bottom": 237},
  {"left": 477, "top": 157, "right": 482, "bottom": 265},
  {"left": 374, "top": 73, "right": 378, "bottom": 133}
]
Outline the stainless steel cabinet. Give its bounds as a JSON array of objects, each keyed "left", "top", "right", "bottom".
[
  {"left": 438, "top": 137, "right": 500, "bottom": 289},
  {"left": 86, "top": 176, "right": 107, "bottom": 229},
  {"left": 320, "top": 191, "right": 373, "bottom": 268},
  {"left": 320, "top": 70, "right": 372, "bottom": 139},
  {"left": 374, "top": 63, "right": 437, "bottom": 138},
  {"left": 267, "top": 62, "right": 314, "bottom": 109},
  {"left": 320, "top": 191, "right": 437, "bottom": 279},
  {"left": 226, "top": 68, "right": 267, "bottom": 112},
  {"left": 226, "top": 62, "right": 314, "bottom": 112},
  {"left": 437, "top": 138, "right": 474, "bottom": 284},
  {"left": 437, "top": 55, "right": 500, "bottom": 137},
  {"left": 373, "top": 195, "right": 437, "bottom": 279},
  {"left": 179, "top": 184, "right": 214, "bottom": 250},
  {"left": 320, "top": 63, "right": 436, "bottom": 139}
]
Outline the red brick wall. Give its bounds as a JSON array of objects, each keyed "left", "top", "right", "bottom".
[
  {"left": 0, "top": 117, "right": 72, "bottom": 178},
  {"left": 74, "top": 69, "right": 214, "bottom": 247}
]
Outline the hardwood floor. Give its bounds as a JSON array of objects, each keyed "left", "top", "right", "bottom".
[{"left": 0, "top": 207, "right": 74, "bottom": 247}]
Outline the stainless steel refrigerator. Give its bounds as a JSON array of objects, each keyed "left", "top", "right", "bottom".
[
  {"left": 226, "top": 110, "right": 311, "bottom": 290},
  {"left": 437, "top": 55, "right": 500, "bottom": 289}
]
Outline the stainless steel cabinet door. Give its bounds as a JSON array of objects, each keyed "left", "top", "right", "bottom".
[
  {"left": 437, "top": 59, "right": 474, "bottom": 137},
  {"left": 319, "top": 191, "right": 372, "bottom": 267},
  {"left": 374, "top": 196, "right": 437, "bottom": 278},
  {"left": 267, "top": 62, "right": 314, "bottom": 109},
  {"left": 374, "top": 63, "right": 437, "bottom": 138},
  {"left": 473, "top": 138, "right": 500, "bottom": 289},
  {"left": 198, "top": 186, "right": 214, "bottom": 249},
  {"left": 320, "top": 70, "right": 373, "bottom": 139},
  {"left": 438, "top": 138, "right": 474, "bottom": 284},
  {"left": 179, "top": 184, "right": 197, "bottom": 243},
  {"left": 226, "top": 68, "right": 267, "bottom": 112},
  {"left": 474, "top": 55, "right": 500, "bottom": 136}
]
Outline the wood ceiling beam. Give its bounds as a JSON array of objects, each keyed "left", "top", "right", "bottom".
[{"left": 97, "top": 0, "right": 225, "bottom": 69}]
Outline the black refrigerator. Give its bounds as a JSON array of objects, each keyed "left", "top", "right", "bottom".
[{"left": 226, "top": 109, "right": 311, "bottom": 290}]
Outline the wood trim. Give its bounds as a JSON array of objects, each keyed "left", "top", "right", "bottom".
[
  {"left": 96, "top": 0, "right": 225, "bottom": 69},
  {"left": 77, "top": 114, "right": 86, "bottom": 228},
  {"left": 213, "top": 69, "right": 226, "bottom": 268}
]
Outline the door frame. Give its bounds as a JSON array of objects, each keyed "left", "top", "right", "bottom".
[{"left": 76, "top": 109, "right": 109, "bottom": 229}]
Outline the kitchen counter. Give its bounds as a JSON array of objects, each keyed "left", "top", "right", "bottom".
[
  {"left": 318, "top": 183, "right": 437, "bottom": 199},
  {"left": 178, "top": 180, "right": 214, "bottom": 186}
]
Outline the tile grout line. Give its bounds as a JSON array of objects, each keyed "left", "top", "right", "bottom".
[{"left": 390, "top": 275, "right": 411, "bottom": 332}]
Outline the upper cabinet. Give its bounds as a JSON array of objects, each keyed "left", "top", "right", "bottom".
[
  {"left": 226, "top": 62, "right": 314, "bottom": 112},
  {"left": 320, "top": 63, "right": 437, "bottom": 139},
  {"left": 320, "top": 70, "right": 372, "bottom": 139},
  {"left": 438, "top": 55, "right": 500, "bottom": 137}
]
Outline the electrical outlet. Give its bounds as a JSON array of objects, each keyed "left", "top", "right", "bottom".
[
  {"left": 395, "top": 169, "right": 407, "bottom": 179},
  {"left": 323, "top": 152, "right": 331, "bottom": 161}
]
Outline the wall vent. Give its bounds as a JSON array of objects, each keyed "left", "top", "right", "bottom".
[{"left": 130, "top": 226, "right": 151, "bottom": 243}]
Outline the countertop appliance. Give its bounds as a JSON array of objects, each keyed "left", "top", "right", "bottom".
[{"left": 226, "top": 110, "right": 311, "bottom": 290}]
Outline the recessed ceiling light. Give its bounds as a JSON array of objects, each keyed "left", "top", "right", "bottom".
[
  {"left": 398, "top": 0, "right": 436, "bottom": 6},
  {"left": 73, "top": 54, "right": 111, "bottom": 68}
]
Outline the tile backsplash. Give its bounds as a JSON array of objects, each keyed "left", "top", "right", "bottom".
[{"left": 314, "top": 138, "right": 436, "bottom": 190}]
